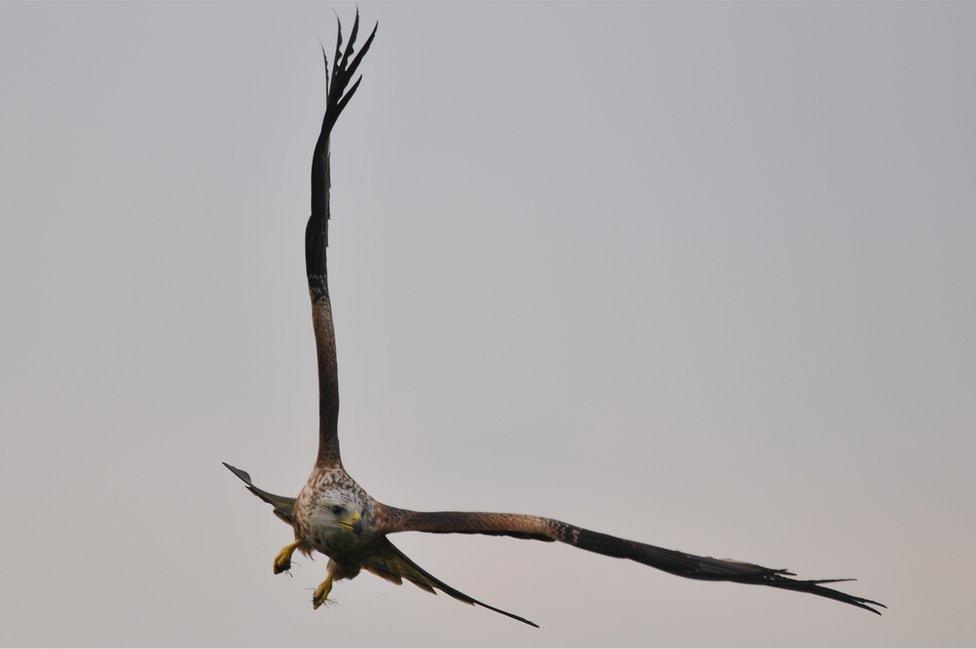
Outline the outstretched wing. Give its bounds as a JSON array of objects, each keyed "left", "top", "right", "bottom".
[
  {"left": 306, "top": 13, "right": 377, "bottom": 467},
  {"left": 375, "top": 509, "right": 885, "bottom": 615},
  {"left": 363, "top": 538, "right": 539, "bottom": 628}
]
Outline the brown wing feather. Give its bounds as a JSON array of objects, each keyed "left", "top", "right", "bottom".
[
  {"left": 305, "top": 12, "right": 377, "bottom": 467},
  {"left": 362, "top": 538, "right": 539, "bottom": 627},
  {"left": 375, "top": 508, "right": 885, "bottom": 615}
]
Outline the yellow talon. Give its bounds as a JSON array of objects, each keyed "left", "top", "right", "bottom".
[
  {"left": 312, "top": 563, "right": 337, "bottom": 609},
  {"left": 273, "top": 541, "right": 299, "bottom": 575}
]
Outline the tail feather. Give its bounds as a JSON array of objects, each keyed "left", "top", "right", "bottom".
[{"left": 364, "top": 540, "right": 540, "bottom": 628}]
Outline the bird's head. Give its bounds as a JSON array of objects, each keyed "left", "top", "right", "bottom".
[{"left": 315, "top": 496, "right": 364, "bottom": 537}]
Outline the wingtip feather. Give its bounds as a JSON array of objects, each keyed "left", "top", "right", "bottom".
[{"left": 221, "top": 461, "right": 251, "bottom": 484}]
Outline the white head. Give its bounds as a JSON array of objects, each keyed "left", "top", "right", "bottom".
[{"left": 311, "top": 490, "right": 364, "bottom": 537}]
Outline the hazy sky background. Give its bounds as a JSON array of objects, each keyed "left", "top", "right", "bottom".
[{"left": 2, "top": 2, "right": 975, "bottom": 646}]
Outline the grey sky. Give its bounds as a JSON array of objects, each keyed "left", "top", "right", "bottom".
[{"left": 1, "top": 1, "right": 975, "bottom": 646}]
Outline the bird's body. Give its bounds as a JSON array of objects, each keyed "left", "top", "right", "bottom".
[
  {"left": 294, "top": 467, "right": 373, "bottom": 561},
  {"left": 224, "top": 12, "right": 884, "bottom": 628}
]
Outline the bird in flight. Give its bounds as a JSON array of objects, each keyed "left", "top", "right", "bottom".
[{"left": 224, "top": 13, "right": 884, "bottom": 628}]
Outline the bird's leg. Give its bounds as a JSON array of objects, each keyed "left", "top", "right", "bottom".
[
  {"left": 312, "top": 561, "right": 338, "bottom": 609},
  {"left": 273, "top": 541, "right": 300, "bottom": 575}
]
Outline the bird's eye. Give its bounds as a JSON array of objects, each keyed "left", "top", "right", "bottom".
[{"left": 331, "top": 505, "right": 345, "bottom": 515}]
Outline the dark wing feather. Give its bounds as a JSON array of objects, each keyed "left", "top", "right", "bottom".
[
  {"left": 222, "top": 462, "right": 296, "bottom": 525},
  {"left": 362, "top": 538, "right": 539, "bottom": 628},
  {"left": 376, "top": 509, "right": 885, "bottom": 615},
  {"left": 306, "top": 13, "right": 377, "bottom": 467}
]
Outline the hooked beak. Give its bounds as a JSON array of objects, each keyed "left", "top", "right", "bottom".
[{"left": 339, "top": 511, "right": 363, "bottom": 536}]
